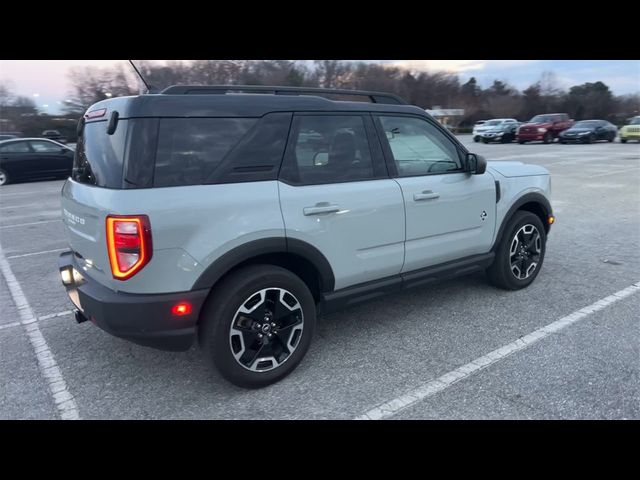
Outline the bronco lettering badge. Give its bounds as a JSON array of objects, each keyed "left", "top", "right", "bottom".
[{"left": 63, "top": 208, "right": 85, "bottom": 226}]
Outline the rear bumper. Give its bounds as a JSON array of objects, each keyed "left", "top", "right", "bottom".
[
  {"left": 58, "top": 251, "right": 209, "bottom": 351},
  {"left": 559, "top": 136, "right": 590, "bottom": 143},
  {"left": 517, "top": 132, "right": 545, "bottom": 141}
]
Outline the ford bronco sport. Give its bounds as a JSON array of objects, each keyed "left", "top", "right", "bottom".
[{"left": 58, "top": 85, "right": 554, "bottom": 388}]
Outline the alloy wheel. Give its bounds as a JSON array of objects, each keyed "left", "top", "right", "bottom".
[
  {"left": 229, "top": 288, "right": 304, "bottom": 372},
  {"left": 509, "top": 224, "right": 542, "bottom": 280}
]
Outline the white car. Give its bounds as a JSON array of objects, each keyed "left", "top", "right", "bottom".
[
  {"left": 473, "top": 118, "right": 518, "bottom": 142},
  {"left": 472, "top": 120, "right": 486, "bottom": 140}
]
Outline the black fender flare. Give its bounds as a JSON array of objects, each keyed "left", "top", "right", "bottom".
[
  {"left": 492, "top": 192, "right": 553, "bottom": 251},
  {"left": 191, "top": 237, "right": 335, "bottom": 292}
]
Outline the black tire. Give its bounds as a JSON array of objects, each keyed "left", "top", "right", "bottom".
[
  {"left": 486, "top": 211, "right": 546, "bottom": 290},
  {"left": 518, "top": 140, "right": 526, "bottom": 145},
  {"left": 0, "top": 168, "right": 8, "bottom": 186},
  {"left": 483, "top": 138, "right": 489, "bottom": 144},
  {"left": 587, "top": 134, "right": 595, "bottom": 144},
  {"left": 620, "top": 138, "right": 627, "bottom": 143},
  {"left": 199, "top": 264, "right": 316, "bottom": 388},
  {"left": 473, "top": 136, "right": 480, "bottom": 142},
  {"left": 560, "top": 140, "right": 566, "bottom": 144},
  {"left": 607, "top": 135, "right": 614, "bottom": 143},
  {"left": 543, "top": 132, "right": 553, "bottom": 144}
]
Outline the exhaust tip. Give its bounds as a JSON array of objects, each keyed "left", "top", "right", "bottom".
[{"left": 74, "top": 310, "right": 88, "bottom": 324}]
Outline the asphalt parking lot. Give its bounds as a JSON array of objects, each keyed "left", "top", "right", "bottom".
[{"left": 1, "top": 136, "right": 639, "bottom": 419}]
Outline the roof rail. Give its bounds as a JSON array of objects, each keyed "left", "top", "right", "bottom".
[{"left": 159, "top": 85, "right": 407, "bottom": 105}]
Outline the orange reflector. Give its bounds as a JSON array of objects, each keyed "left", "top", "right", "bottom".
[
  {"left": 171, "top": 302, "right": 192, "bottom": 316},
  {"left": 548, "top": 215, "right": 555, "bottom": 225}
]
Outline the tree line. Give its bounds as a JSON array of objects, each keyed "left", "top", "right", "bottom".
[
  {"left": 64, "top": 61, "right": 639, "bottom": 125},
  {"left": 2, "top": 61, "right": 639, "bottom": 140}
]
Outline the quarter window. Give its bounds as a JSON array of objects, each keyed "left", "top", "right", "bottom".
[
  {"left": 0, "top": 141, "right": 30, "bottom": 153},
  {"left": 154, "top": 118, "right": 257, "bottom": 187},
  {"left": 379, "top": 116, "right": 462, "bottom": 176}
]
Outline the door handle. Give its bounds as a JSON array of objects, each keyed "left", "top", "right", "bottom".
[
  {"left": 413, "top": 191, "right": 440, "bottom": 201},
  {"left": 303, "top": 203, "right": 341, "bottom": 216}
]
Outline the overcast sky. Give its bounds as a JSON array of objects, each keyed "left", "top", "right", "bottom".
[{"left": 1, "top": 60, "right": 638, "bottom": 114}]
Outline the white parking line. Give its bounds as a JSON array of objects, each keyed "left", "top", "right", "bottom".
[
  {"left": 7, "top": 248, "right": 67, "bottom": 259},
  {"left": 589, "top": 166, "right": 640, "bottom": 178},
  {"left": 0, "top": 203, "right": 44, "bottom": 210},
  {"left": 38, "top": 310, "right": 73, "bottom": 321},
  {"left": 0, "top": 311, "right": 74, "bottom": 332},
  {"left": 0, "top": 244, "right": 80, "bottom": 420},
  {"left": 0, "top": 219, "right": 61, "bottom": 229},
  {"left": 0, "top": 321, "right": 21, "bottom": 330},
  {"left": 356, "top": 281, "right": 640, "bottom": 420}
]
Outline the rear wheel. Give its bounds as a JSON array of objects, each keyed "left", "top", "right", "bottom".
[
  {"left": 518, "top": 140, "right": 526, "bottom": 144},
  {"left": 587, "top": 134, "right": 595, "bottom": 144},
  {"left": 608, "top": 134, "right": 614, "bottom": 142},
  {"left": 199, "top": 264, "right": 316, "bottom": 388},
  {"left": 473, "top": 136, "right": 480, "bottom": 142},
  {"left": 487, "top": 211, "right": 546, "bottom": 290},
  {"left": 543, "top": 132, "right": 553, "bottom": 144},
  {"left": 620, "top": 138, "right": 627, "bottom": 143},
  {"left": 0, "top": 169, "right": 8, "bottom": 186}
]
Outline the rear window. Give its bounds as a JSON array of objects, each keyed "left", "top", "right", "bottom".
[
  {"left": 72, "top": 120, "right": 127, "bottom": 187},
  {"left": 154, "top": 118, "right": 257, "bottom": 187}
]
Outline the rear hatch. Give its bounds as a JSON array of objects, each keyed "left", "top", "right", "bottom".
[{"left": 62, "top": 100, "right": 134, "bottom": 288}]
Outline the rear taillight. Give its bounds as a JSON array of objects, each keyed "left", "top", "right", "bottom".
[{"left": 106, "top": 215, "right": 152, "bottom": 280}]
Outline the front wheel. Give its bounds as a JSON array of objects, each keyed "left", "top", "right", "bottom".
[
  {"left": 543, "top": 132, "right": 553, "bottom": 144},
  {"left": 0, "top": 169, "right": 8, "bottom": 186},
  {"left": 620, "top": 138, "right": 627, "bottom": 143},
  {"left": 199, "top": 264, "right": 316, "bottom": 388},
  {"left": 486, "top": 211, "right": 546, "bottom": 290},
  {"left": 473, "top": 136, "right": 480, "bottom": 142},
  {"left": 518, "top": 140, "right": 526, "bottom": 144}
]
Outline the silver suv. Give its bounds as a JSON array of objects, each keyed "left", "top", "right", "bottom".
[{"left": 58, "top": 85, "right": 553, "bottom": 388}]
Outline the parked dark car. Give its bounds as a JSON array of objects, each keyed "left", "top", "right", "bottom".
[
  {"left": 480, "top": 121, "right": 521, "bottom": 143},
  {"left": 0, "top": 131, "right": 22, "bottom": 141},
  {"left": 517, "top": 113, "right": 574, "bottom": 144},
  {"left": 0, "top": 138, "right": 74, "bottom": 186},
  {"left": 559, "top": 120, "right": 617, "bottom": 144},
  {"left": 42, "top": 129, "right": 67, "bottom": 144}
]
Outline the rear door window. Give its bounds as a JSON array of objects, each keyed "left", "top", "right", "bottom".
[
  {"left": 154, "top": 118, "right": 256, "bottom": 187},
  {"left": 280, "top": 115, "right": 383, "bottom": 185},
  {"left": 30, "top": 140, "right": 62, "bottom": 152}
]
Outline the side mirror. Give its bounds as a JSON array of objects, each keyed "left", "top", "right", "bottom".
[
  {"left": 313, "top": 151, "right": 329, "bottom": 166},
  {"left": 466, "top": 153, "right": 487, "bottom": 175}
]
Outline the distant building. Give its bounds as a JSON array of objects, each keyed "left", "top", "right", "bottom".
[{"left": 425, "top": 107, "right": 465, "bottom": 127}]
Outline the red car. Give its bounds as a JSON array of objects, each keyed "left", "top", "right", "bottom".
[{"left": 517, "top": 113, "right": 574, "bottom": 144}]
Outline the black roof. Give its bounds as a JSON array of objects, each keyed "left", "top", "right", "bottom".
[{"left": 85, "top": 85, "right": 428, "bottom": 120}]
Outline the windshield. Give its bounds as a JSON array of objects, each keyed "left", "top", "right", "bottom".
[
  {"left": 529, "top": 115, "right": 553, "bottom": 123},
  {"left": 573, "top": 121, "right": 599, "bottom": 128}
]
